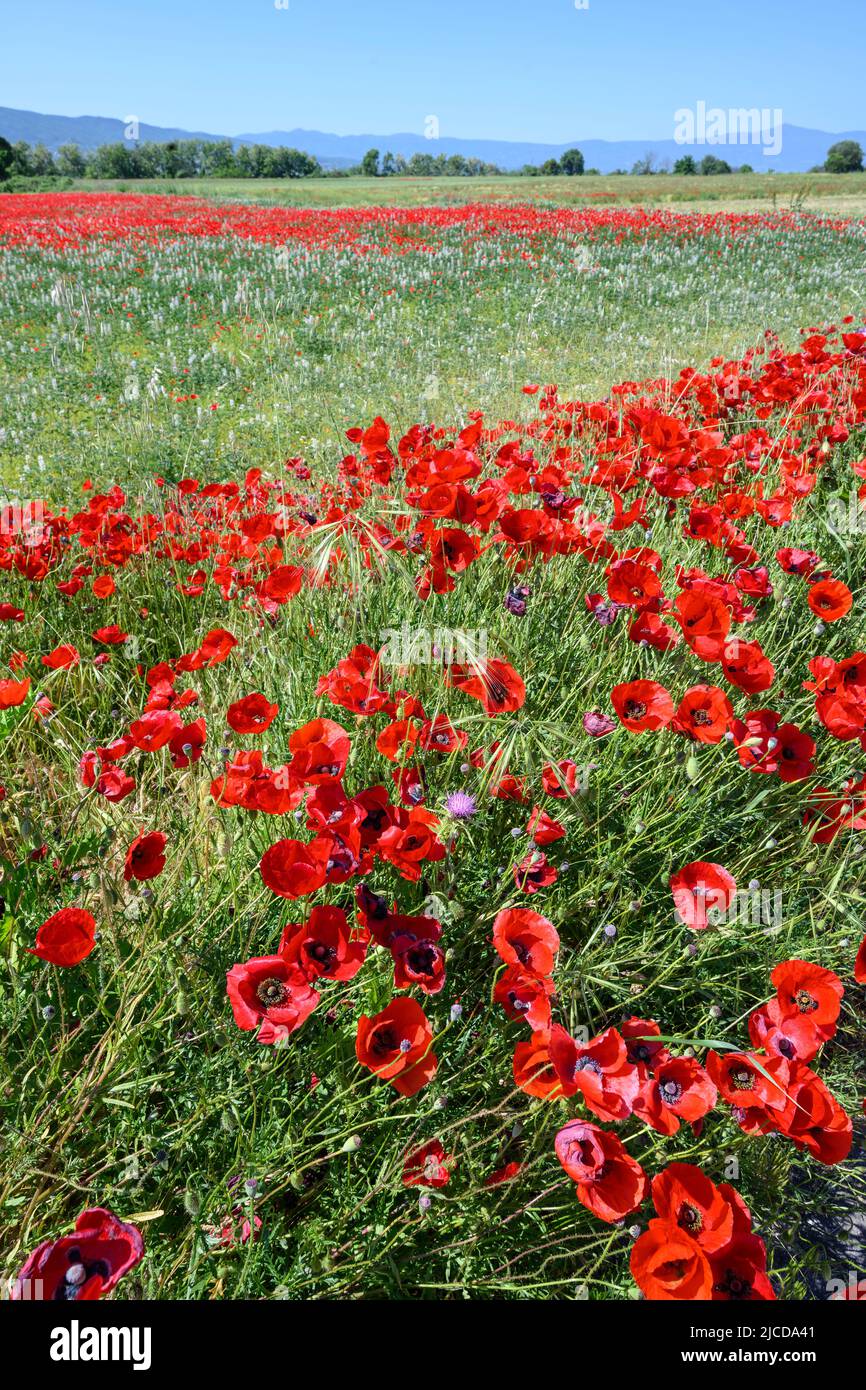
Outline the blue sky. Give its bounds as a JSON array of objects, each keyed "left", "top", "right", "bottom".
[{"left": 2, "top": 0, "right": 864, "bottom": 141}]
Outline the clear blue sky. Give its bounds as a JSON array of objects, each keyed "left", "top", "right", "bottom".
[{"left": 2, "top": 0, "right": 864, "bottom": 141}]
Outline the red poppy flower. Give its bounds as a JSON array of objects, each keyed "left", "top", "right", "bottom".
[
  {"left": 675, "top": 590, "right": 731, "bottom": 661},
  {"left": 377, "top": 806, "right": 446, "bottom": 881},
  {"left": 96, "top": 766, "right": 136, "bottom": 803},
  {"left": 808, "top": 578, "right": 852, "bottom": 622},
  {"left": 513, "top": 1031, "right": 562, "bottom": 1099},
  {"left": 611, "top": 679, "right": 674, "bottom": 732},
  {"left": 541, "top": 759, "right": 583, "bottom": 797},
  {"left": 287, "top": 718, "right": 351, "bottom": 783},
  {"left": 492, "top": 907, "right": 559, "bottom": 977},
  {"left": 555, "top": 1119, "right": 648, "bottom": 1222},
  {"left": 41, "top": 643, "right": 80, "bottom": 671},
  {"left": 196, "top": 627, "right": 238, "bottom": 666},
  {"left": 706, "top": 1050, "right": 791, "bottom": 1120},
  {"left": 392, "top": 933, "right": 447, "bottom": 994},
  {"left": 772, "top": 723, "right": 816, "bottom": 782},
  {"left": 129, "top": 709, "right": 183, "bottom": 752},
  {"left": 376, "top": 718, "right": 420, "bottom": 762},
  {"left": 12, "top": 1207, "right": 144, "bottom": 1301},
  {"left": 774, "top": 1063, "right": 853, "bottom": 1165},
  {"left": 672, "top": 685, "right": 733, "bottom": 744},
  {"left": 526, "top": 806, "right": 566, "bottom": 845},
  {"left": 650, "top": 1163, "right": 735, "bottom": 1254},
  {"left": 747, "top": 1000, "right": 825, "bottom": 1063},
  {"left": 670, "top": 860, "right": 736, "bottom": 930},
  {"left": 28, "top": 907, "right": 96, "bottom": 967},
  {"left": 227, "top": 954, "right": 319, "bottom": 1044},
  {"left": 227, "top": 693, "right": 278, "bottom": 735},
  {"left": 606, "top": 557, "right": 663, "bottom": 608},
  {"left": 420, "top": 713, "right": 467, "bottom": 754},
  {"left": 550, "top": 1024, "right": 640, "bottom": 1121},
  {"left": 855, "top": 933, "right": 866, "bottom": 984},
  {"left": 451, "top": 658, "right": 526, "bottom": 716},
  {"left": 721, "top": 639, "right": 774, "bottom": 694},
  {"left": 124, "top": 830, "right": 166, "bottom": 882},
  {"left": 493, "top": 966, "right": 555, "bottom": 1031},
  {"left": 710, "top": 1235, "right": 776, "bottom": 1301},
  {"left": 279, "top": 905, "right": 366, "bottom": 982},
  {"left": 621, "top": 1016, "right": 671, "bottom": 1072},
  {"left": 635, "top": 1056, "right": 717, "bottom": 1135},
  {"left": 355, "top": 997, "right": 437, "bottom": 1096},
  {"left": 630, "top": 1219, "right": 713, "bottom": 1301},
  {"left": 402, "top": 1140, "right": 453, "bottom": 1188},
  {"left": 771, "top": 959, "right": 843, "bottom": 1032},
  {"left": 0, "top": 676, "right": 30, "bottom": 708},
  {"left": 484, "top": 1161, "right": 523, "bottom": 1187},
  {"left": 260, "top": 836, "right": 330, "bottom": 898},
  {"left": 92, "top": 625, "right": 127, "bottom": 645},
  {"left": 169, "top": 717, "right": 206, "bottom": 769},
  {"left": 513, "top": 850, "right": 558, "bottom": 894}
]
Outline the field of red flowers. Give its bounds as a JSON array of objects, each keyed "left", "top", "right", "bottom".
[{"left": 1, "top": 194, "right": 865, "bottom": 1302}]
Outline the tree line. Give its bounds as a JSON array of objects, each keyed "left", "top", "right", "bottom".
[
  {"left": 0, "top": 138, "right": 588, "bottom": 183},
  {"left": 1, "top": 136, "right": 862, "bottom": 183},
  {"left": 0, "top": 137, "right": 322, "bottom": 180}
]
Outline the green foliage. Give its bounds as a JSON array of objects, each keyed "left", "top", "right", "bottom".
[{"left": 825, "top": 140, "right": 864, "bottom": 173}]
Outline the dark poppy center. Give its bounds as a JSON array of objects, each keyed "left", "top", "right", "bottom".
[
  {"left": 624, "top": 699, "right": 647, "bottom": 718},
  {"left": 794, "top": 989, "right": 817, "bottom": 1013},
  {"left": 575, "top": 1057, "right": 602, "bottom": 1076},
  {"left": 371, "top": 1026, "right": 399, "bottom": 1057},
  {"left": 55, "top": 1248, "right": 110, "bottom": 1301},
  {"left": 715, "top": 1269, "right": 752, "bottom": 1300},
  {"left": 308, "top": 942, "right": 337, "bottom": 968},
  {"left": 730, "top": 1067, "right": 754, "bottom": 1091},
  {"left": 407, "top": 943, "right": 437, "bottom": 976},
  {"left": 257, "top": 977, "right": 288, "bottom": 1008},
  {"left": 678, "top": 1203, "right": 703, "bottom": 1233}
]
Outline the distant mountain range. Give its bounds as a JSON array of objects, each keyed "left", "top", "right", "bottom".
[{"left": 1, "top": 106, "right": 863, "bottom": 174}]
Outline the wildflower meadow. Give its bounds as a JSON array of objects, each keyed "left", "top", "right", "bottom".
[{"left": 1, "top": 188, "right": 865, "bottom": 1312}]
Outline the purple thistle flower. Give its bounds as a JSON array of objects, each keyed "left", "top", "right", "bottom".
[{"left": 445, "top": 790, "right": 477, "bottom": 820}]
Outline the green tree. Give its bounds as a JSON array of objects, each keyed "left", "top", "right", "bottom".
[
  {"left": 86, "top": 143, "right": 140, "bottom": 178},
  {"left": 199, "top": 141, "right": 236, "bottom": 177},
  {"left": 29, "top": 143, "right": 56, "bottom": 176},
  {"left": 700, "top": 154, "right": 732, "bottom": 175},
  {"left": 360, "top": 148, "right": 380, "bottom": 177},
  {"left": 56, "top": 144, "right": 87, "bottom": 177},
  {"left": 10, "top": 141, "right": 33, "bottom": 175},
  {"left": 560, "top": 147, "right": 585, "bottom": 175},
  {"left": 0, "top": 136, "right": 13, "bottom": 181},
  {"left": 540, "top": 158, "right": 561, "bottom": 175},
  {"left": 673, "top": 155, "right": 697, "bottom": 175},
  {"left": 824, "top": 140, "right": 863, "bottom": 173}
]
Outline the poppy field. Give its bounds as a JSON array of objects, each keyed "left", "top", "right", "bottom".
[{"left": 1, "top": 192, "right": 866, "bottom": 1303}]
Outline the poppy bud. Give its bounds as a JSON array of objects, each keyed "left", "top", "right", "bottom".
[
  {"left": 183, "top": 1190, "right": 201, "bottom": 1217},
  {"left": 341, "top": 1134, "right": 362, "bottom": 1152}
]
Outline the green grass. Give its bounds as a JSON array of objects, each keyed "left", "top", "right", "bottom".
[{"left": 18, "top": 170, "right": 866, "bottom": 213}]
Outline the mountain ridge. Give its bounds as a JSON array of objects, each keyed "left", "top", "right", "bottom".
[{"left": 1, "top": 106, "right": 863, "bottom": 173}]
